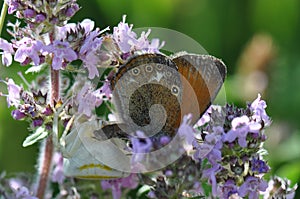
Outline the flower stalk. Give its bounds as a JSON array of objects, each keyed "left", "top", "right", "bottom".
[
  {"left": 0, "top": 2, "right": 8, "bottom": 36},
  {"left": 36, "top": 136, "right": 53, "bottom": 198},
  {"left": 36, "top": 56, "right": 59, "bottom": 198}
]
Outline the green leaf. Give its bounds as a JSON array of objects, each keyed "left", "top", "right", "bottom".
[
  {"left": 25, "top": 63, "right": 47, "bottom": 74},
  {"left": 22, "top": 126, "right": 48, "bottom": 147}
]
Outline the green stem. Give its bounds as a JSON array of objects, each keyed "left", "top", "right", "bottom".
[{"left": 0, "top": 2, "right": 8, "bottom": 37}]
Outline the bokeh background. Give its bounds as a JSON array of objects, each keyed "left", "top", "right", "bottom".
[{"left": 0, "top": 0, "right": 299, "bottom": 197}]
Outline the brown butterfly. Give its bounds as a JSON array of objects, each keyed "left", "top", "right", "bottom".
[{"left": 98, "top": 52, "right": 226, "bottom": 140}]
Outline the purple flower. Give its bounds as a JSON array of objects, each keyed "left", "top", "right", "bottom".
[
  {"left": 130, "top": 131, "right": 153, "bottom": 165},
  {"left": 5, "top": 0, "right": 20, "bottom": 14},
  {"left": 76, "top": 84, "right": 97, "bottom": 117},
  {"left": 147, "top": 191, "right": 156, "bottom": 198},
  {"left": 79, "top": 30, "right": 102, "bottom": 55},
  {"left": 79, "top": 19, "right": 107, "bottom": 55},
  {"left": 113, "top": 15, "right": 163, "bottom": 54},
  {"left": 35, "top": 13, "right": 46, "bottom": 23},
  {"left": 160, "top": 136, "right": 171, "bottom": 145},
  {"left": 202, "top": 163, "right": 222, "bottom": 197},
  {"left": 146, "top": 38, "right": 165, "bottom": 53},
  {"left": 65, "top": 4, "right": 80, "bottom": 17},
  {"left": 224, "top": 115, "right": 261, "bottom": 147},
  {"left": 45, "top": 40, "right": 77, "bottom": 70},
  {"left": 8, "top": 178, "right": 38, "bottom": 199},
  {"left": 51, "top": 152, "right": 65, "bottom": 184},
  {"left": 11, "top": 109, "right": 26, "bottom": 120},
  {"left": 99, "top": 80, "right": 112, "bottom": 100},
  {"left": 15, "top": 186, "right": 38, "bottom": 199},
  {"left": 194, "top": 126, "right": 223, "bottom": 164},
  {"left": 101, "top": 174, "right": 138, "bottom": 199},
  {"left": 135, "top": 31, "right": 164, "bottom": 53},
  {"left": 79, "top": 28, "right": 103, "bottom": 79},
  {"left": 177, "top": 114, "right": 196, "bottom": 152},
  {"left": 14, "top": 37, "right": 44, "bottom": 65},
  {"left": 0, "top": 38, "right": 14, "bottom": 66},
  {"left": 113, "top": 15, "right": 137, "bottom": 53},
  {"left": 220, "top": 179, "right": 238, "bottom": 199},
  {"left": 131, "top": 131, "right": 153, "bottom": 153},
  {"left": 57, "top": 19, "right": 95, "bottom": 41},
  {"left": 76, "top": 82, "right": 106, "bottom": 117},
  {"left": 192, "top": 181, "right": 204, "bottom": 196},
  {"left": 32, "top": 118, "right": 43, "bottom": 127},
  {"left": 251, "top": 157, "right": 269, "bottom": 174},
  {"left": 195, "top": 106, "right": 212, "bottom": 127},
  {"left": 43, "top": 105, "right": 53, "bottom": 116},
  {"left": 5, "top": 79, "right": 22, "bottom": 107},
  {"left": 81, "top": 51, "right": 100, "bottom": 79},
  {"left": 91, "top": 80, "right": 112, "bottom": 104},
  {"left": 23, "top": 9, "right": 36, "bottom": 18},
  {"left": 251, "top": 94, "right": 271, "bottom": 126},
  {"left": 238, "top": 176, "right": 268, "bottom": 199}
]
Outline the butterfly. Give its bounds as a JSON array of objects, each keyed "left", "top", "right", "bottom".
[
  {"left": 102, "top": 52, "right": 226, "bottom": 139},
  {"left": 62, "top": 52, "right": 226, "bottom": 179}
]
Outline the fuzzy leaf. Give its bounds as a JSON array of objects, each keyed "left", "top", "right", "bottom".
[
  {"left": 25, "top": 63, "right": 47, "bottom": 74},
  {"left": 22, "top": 126, "right": 48, "bottom": 147}
]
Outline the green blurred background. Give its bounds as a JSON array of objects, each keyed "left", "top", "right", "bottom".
[{"left": 0, "top": 0, "right": 299, "bottom": 197}]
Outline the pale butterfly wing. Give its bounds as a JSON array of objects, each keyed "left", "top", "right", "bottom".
[{"left": 63, "top": 121, "right": 129, "bottom": 179}]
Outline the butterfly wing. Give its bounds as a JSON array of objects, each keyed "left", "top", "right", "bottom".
[
  {"left": 63, "top": 121, "right": 130, "bottom": 179},
  {"left": 110, "top": 53, "right": 182, "bottom": 137},
  {"left": 172, "top": 52, "right": 226, "bottom": 125}
]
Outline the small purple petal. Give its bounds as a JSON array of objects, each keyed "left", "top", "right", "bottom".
[
  {"left": 194, "top": 126, "right": 223, "bottom": 163},
  {"left": 5, "top": 0, "right": 20, "bottom": 14},
  {"left": 45, "top": 40, "right": 77, "bottom": 70},
  {"left": 147, "top": 191, "right": 156, "bottom": 198},
  {"left": 224, "top": 115, "right": 255, "bottom": 148},
  {"left": 81, "top": 52, "right": 100, "bottom": 79},
  {"left": 52, "top": 56, "right": 63, "bottom": 70},
  {"left": 251, "top": 94, "right": 271, "bottom": 126},
  {"left": 178, "top": 114, "right": 195, "bottom": 152},
  {"left": 6, "top": 79, "right": 21, "bottom": 107},
  {"left": 221, "top": 179, "right": 238, "bottom": 199},
  {"left": 32, "top": 118, "right": 43, "bottom": 127},
  {"left": 238, "top": 176, "right": 268, "bottom": 199},
  {"left": 15, "top": 186, "right": 38, "bottom": 199},
  {"left": 65, "top": 4, "right": 79, "bottom": 17},
  {"left": 11, "top": 109, "right": 26, "bottom": 120},
  {"left": 14, "top": 38, "right": 44, "bottom": 65},
  {"left": 160, "top": 136, "right": 170, "bottom": 145},
  {"left": 43, "top": 106, "right": 53, "bottom": 116},
  {"left": 0, "top": 38, "right": 14, "bottom": 66},
  {"left": 101, "top": 174, "right": 138, "bottom": 199},
  {"left": 113, "top": 15, "right": 163, "bottom": 54},
  {"left": 131, "top": 131, "right": 153, "bottom": 153},
  {"left": 35, "top": 13, "right": 46, "bottom": 23},
  {"left": 76, "top": 84, "right": 97, "bottom": 117},
  {"left": 51, "top": 152, "right": 65, "bottom": 184},
  {"left": 202, "top": 164, "right": 222, "bottom": 197},
  {"left": 23, "top": 9, "right": 35, "bottom": 18},
  {"left": 251, "top": 158, "right": 269, "bottom": 174},
  {"left": 195, "top": 106, "right": 211, "bottom": 127}
]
